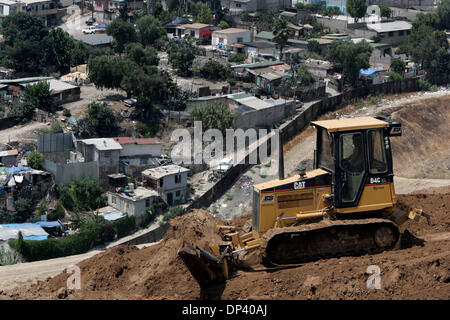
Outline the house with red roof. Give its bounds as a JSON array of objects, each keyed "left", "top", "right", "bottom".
[{"left": 113, "top": 137, "right": 162, "bottom": 177}]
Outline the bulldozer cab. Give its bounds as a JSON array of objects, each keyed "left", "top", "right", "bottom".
[{"left": 311, "top": 117, "right": 402, "bottom": 208}]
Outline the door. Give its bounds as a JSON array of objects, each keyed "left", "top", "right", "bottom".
[
  {"left": 167, "top": 192, "right": 173, "bottom": 206},
  {"left": 335, "top": 132, "right": 367, "bottom": 207}
]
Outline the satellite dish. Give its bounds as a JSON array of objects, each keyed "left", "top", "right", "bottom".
[{"left": 367, "top": 5, "right": 381, "bottom": 17}]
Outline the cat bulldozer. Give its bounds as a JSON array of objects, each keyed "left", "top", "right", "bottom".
[{"left": 179, "top": 117, "right": 423, "bottom": 286}]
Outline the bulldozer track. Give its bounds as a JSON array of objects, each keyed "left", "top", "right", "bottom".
[{"left": 260, "top": 218, "right": 400, "bottom": 266}]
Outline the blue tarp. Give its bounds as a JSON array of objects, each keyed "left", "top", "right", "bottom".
[
  {"left": 35, "top": 221, "right": 63, "bottom": 228},
  {"left": 24, "top": 235, "right": 49, "bottom": 240},
  {"left": 8, "top": 166, "right": 33, "bottom": 173},
  {"left": 96, "top": 23, "right": 107, "bottom": 29},
  {"left": 360, "top": 68, "right": 385, "bottom": 78}
]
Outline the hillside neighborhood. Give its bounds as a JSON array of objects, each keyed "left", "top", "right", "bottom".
[{"left": 0, "top": 0, "right": 448, "bottom": 303}]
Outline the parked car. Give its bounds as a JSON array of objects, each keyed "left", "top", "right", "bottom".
[
  {"left": 82, "top": 26, "right": 97, "bottom": 34},
  {"left": 86, "top": 17, "right": 96, "bottom": 25},
  {"left": 123, "top": 98, "right": 137, "bottom": 107}
]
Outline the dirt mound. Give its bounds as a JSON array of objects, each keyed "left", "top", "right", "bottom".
[
  {"left": 2, "top": 190, "right": 449, "bottom": 300},
  {"left": 388, "top": 95, "right": 450, "bottom": 179}
]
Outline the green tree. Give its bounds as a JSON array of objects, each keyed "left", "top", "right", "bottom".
[
  {"left": 14, "top": 197, "right": 34, "bottom": 222},
  {"left": 74, "top": 102, "right": 121, "bottom": 138},
  {"left": 387, "top": 71, "right": 402, "bottom": 81},
  {"left": 200, "top": 61, "right": 229, "bottom": 80},
  {"left": 106, "top": 18, "right": 136, "bottom": 53},
  {"left": 125, "top": 42, "right": 159, "bottom": 68},
  {"left": 47, "top": 203, "right": 66, "bottom": 221},
  {"left": 217, "top": 20, "right": 230, "bottom": 29},
  {"left": 307, "top": 40, "right": 321, "bottom": 55},
  {"left": 346, "top": 0, "right": 367, "bottom": 23},
  {"left": 34, "top": 201, "right": 48, "bottom": 219},
  {"left": 22, "top": 81, "right": 53, "bottom": 113},
  {"left": 71, "top": 40, "right": 91, "bottom": 67},
  {"left": 191, "top": 102, "right": 233, "bottom": 132},
  {"left": 167, "top": 37, "right": 199, "bottom": 76},
  {"left": 88, "top": 55, "right": 127, "bottom": 91},
  {"left": 27, "top": 151, "right": 44, "bottom": 170},
  {"left": 60, "top": 178, "right": 106, "bottom": 212},
  {"left": 379, "top": 5, "right": 392, "bottom": 18},
  {"left": 390, "top": 59, "right": 406, "bottom": 74},
  {"left": 436, "top": 0, "right": 450, "bottom": 30},
  {"left": 228, "top": 53, "right": 246, "bottom": 63},
  {"left": 273, "top": 18, "right": 291, "bottom": 58},
  {"left": 1, "top": 12, "right": 48, "bottom": 73},
  {"left": 326, "top": 39, "right": 373, "bottom": 86},
  {"left": 253, "top": 9, "right": 278, "bottom": 32},
  {"left": 136, "top": 15, "right": 166, "bottom": 47},
  {"left": 43, "top": 28, "right": 75, "bottom": 74}
]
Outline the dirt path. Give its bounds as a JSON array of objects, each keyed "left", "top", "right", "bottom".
[{"left": 0, "top": 121, "right": 48, "bottom": 144}]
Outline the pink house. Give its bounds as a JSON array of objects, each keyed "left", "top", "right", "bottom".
[{"left": 94, "top": 0, "right": 109, "bottom": 12}]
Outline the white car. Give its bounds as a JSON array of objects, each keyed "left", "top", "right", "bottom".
[
  {"left": 82, "top": 26, "right": 97, "bottom": 34},
  {"left": 216, "top": 157, "right": 233, "bottom": 174}
]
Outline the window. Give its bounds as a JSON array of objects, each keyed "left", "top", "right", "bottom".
[
  {"left": 236, "top": 3, "right": 241, "bottom": 7},
  {"left": 368, "top": 129, "right": 387, "bottom": 174},
  {"left": 159, "top": 178, "right": 164, "bottom": 188},
  {"left": 398, "top": 30, "right": 404, "bottom": 36},
  {"left": 237, "top": 37, "right": 243, "bottom": 43},
  {"left": 339, "top": 133, "right": 365, "bottom": 203},
  {"left": 379, "top": 33, "right": 385, "bottom": 38},
  {"left": 388, "top": 31, "right": 394, "bottom": 37},
  {"left": 176, "top": 190, "right": 180, "bottom": 197},
  {"left": 190, "top": 31, "right": 195, "bottom": 37},
  {"left": 175, "top": 174, "right": 181, "bottom": 184},
  {"left": 104, "top": 151, "right": 111, "bottom": 158},
  {"left": 317, "top": 128, "right": 334, "bottom": 172},
  {"left": 145, "top": 199, "right": 150, "bottom": 207}
]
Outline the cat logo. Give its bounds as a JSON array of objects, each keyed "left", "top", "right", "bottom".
[{"left": 294, "top": 181, "right": 306, "bottom": 190}]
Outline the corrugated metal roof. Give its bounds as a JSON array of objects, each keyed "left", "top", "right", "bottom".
[
  {"left": 256, "top": 31, "right": 274, "bottom": 40},
  {"left": 232, "top": 60, "right": 284, "bottom": 69}
]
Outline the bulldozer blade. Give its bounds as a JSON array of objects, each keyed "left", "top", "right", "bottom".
[{"left": 178, "top": 244, "right": 228, "bottom": 287}]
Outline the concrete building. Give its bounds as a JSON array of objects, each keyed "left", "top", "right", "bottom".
[
  {"left": 355, "top": 21, "right": 412, "bottom": 46},
  {"left": 175, "top": 23, "right": 213, "bottom": 39},
  {"left": 142, "top": 165, "right": 190, "bottom": 206},
  {"left": 113, "top": 137, "right": 161, "bottom": 178},
  {"left": 244, "top": 41, "right": 278, "bottom": 62},
  {"left": 0, "top": 0, "right": 23, "bottom": 24},
  {"left": 222, "top": 0, "right": 290, "bottom": 12},
  {"left": 77, "top": 138, "right": 122, "bottom": 185},
  {"left": 303, "top": 58, "right": 335, "bottom": 79},
  {"left": 367, "top": 0, "right": 434, "bottom": 9},
  {"left": 39, "top": 132, "right": 100, "bottom": 186},
  {"left": 21, "top": 0, "right": 59, "bottom": 25},
  {"left": 107, "top": 186, "right": 159, "bottom": 224},
  {"left": 212, "top": 28, "right": 253, "bottom": 49}
]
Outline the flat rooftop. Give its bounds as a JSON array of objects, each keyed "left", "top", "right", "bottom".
[
  {"left": 213, "top": 28, "right": 251, "bottom": 34},
  {"left": 111, "top": 187, "right": 159, "bottom": 201},
  {"left": 367, "top": 21, "right": 412, "bottom": 33},
  {"left": 142, "top": 165, "right": 190, "bottom": 179}
]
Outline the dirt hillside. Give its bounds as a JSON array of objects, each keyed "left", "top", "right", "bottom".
[{"left": 1, "top": 188, "right": 449, "bottom": 300}]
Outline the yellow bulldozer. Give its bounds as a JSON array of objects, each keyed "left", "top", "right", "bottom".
[{"left": 179, "top": 116, "right": 422, "bottom": 286}]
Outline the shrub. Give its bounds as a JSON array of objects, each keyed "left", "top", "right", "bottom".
[
  {"left": 418, "top": 77, "right": 438, "bottom": 92},
  {"left": 9, "top": 220, "right": 104, "bottom": 262},
  {"left": 113, "top": 215, "right": 136, "bottom": 238},
  {"left": 200, "top": 61, "right": 229, "bottom": 80},
  {"left": 47, "top": 203, "right": 65, "bottom": 221},
  {"left": 0, "top": 245, "right": 23, "bottom": 266},
  {"left": 27, "top": 151, "right": 44, "bottom": 170},
  {"left": 226, "top": 193, "right": 233, "bottom": 201},
  {"left": 387, "top": 71, "right": 402, "bottom": 81},
  {"left": 100, "top": 222, "right": 116, "bottom": 242},
  {"left": 60, "top": 178, "right": 106, "bottom": 212},
  {"left": 228, "top": 53, "right": 246, "bottom": 63},
  {"left": 63, "top": 108, "right": 71, "bottom": 117},
  {"left": 34, "top": 201, "right": 48, "bottom": 219},
  {"left": 162, "top": 206, "right": 184, "bottom": 222}
]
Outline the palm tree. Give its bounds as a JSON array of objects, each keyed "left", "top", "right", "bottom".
[{"left": 273, "top": 18, "right": 291, "bottom": 60}]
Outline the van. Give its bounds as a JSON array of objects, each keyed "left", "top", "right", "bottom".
[{"left": 216, "top": 157, "right": 233, "bottom": 174}]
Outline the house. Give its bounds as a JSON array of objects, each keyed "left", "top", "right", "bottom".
[
  {"left": 21, "top": 0, "right": 59, "bottom": 25},
  {"left": 73, "top": 34, "right": 114, "bottom": 48},
  {"left": 142, "top": 165, "right": 190, "bottom": 206},
  {"left": 187, "top": 92, "right": 297, "bottom": 129},
  {"left": 0, "top": 149, "right": 18, "bottom": 166},
  {"left": 77, "top": 138, "right": 122, "bottom": 185},
  {"left": 244, "top": 41, "right": 277, "bottom": 62},
  {"left": 303, "top": 59, "right": 334, "bottom": 79},
  {"left": 113, "top": 137, "right": 162, "bottom": 178},
  {"left": 222, "top": 0, "right": 291, "bottom": 12},
  {"left": 0, "top": 0, "right": 23, "bottom": 24},
  {"left": 0, "top": 77, "right": 80, "bottom": 107},
  {"left": 212, "top": 28, "right": 252, "bottom": 53},
  {"left": 354, "top": 21, "right": 412, "bottom": 46},
  {"left": 106, "top": 186, "right": 159, "bottom": 225},
  {"left": 163, "top": 16, "right": 191, "bottom": 35},
  {"left": 175, "top": 23, "right": 213, "bottom": 39},
  {"left": 39, "top": 132, "right": 99, "bottom": 186},
  {"left": 367, "top": 0, "right": 434, "bottom": 8}
]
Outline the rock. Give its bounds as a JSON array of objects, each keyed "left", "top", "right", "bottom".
[{"left": 57, "top": 288, "right": 68, "bottom": 299}]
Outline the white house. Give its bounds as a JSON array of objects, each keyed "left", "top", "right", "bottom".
[
  {"left": 113, "top": 137, "right": 162, "bottom": 166},
  {"left": 142, "top": 165, "right": 190, "bottom": 206},
  {"left": 175, "top": 23, "right": 212, "bottom": 39},
  {"left": 107, "top": 186, "right": 159, "bottom": 225},
  {"left": 212, "top": 28, "right": 252, "bottom": 48}
]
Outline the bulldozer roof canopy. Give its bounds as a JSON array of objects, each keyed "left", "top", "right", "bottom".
[{"left": 311, "top": 117, "right": 389, "bottom": 132}]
